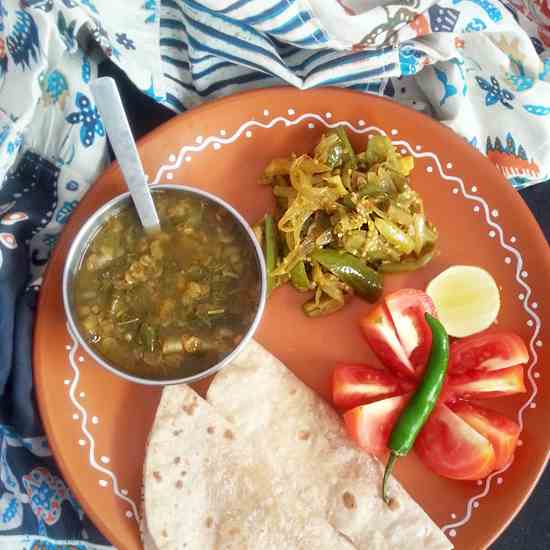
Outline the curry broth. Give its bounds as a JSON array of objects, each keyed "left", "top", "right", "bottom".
[{"left": 72, "top": 190, "right": 261, "bottom": 380}]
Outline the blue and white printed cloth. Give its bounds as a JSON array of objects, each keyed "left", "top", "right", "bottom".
[{"left": 0, "top": 0, "right": 548, "bottom": 548}]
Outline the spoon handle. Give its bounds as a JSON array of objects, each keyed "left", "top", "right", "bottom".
[{"left": 90, "top": 77, "right": 160, "bottom": 233}]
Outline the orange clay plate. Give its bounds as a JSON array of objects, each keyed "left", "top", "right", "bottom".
[{"left": 34, "top": 88, "right": 550, "bottom": 550}]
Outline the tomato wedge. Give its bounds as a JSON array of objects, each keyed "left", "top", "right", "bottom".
[
  {"left": 359, "top": 304, "right": 414, "bottom": 378},
  {"left": 415, "top": 404, "right": 496, "bottom": 480},
  {"left": 385, "top": 289, "right": 436, "bottom": 373},
  {"left": 343, "top": 394, "right": 410, "bottom": 456},
  {"left": 449, "top": 401, "right": 520, "bottom": 470},
  {"left": 350, "top": 289, "right": 527, "bottom": 482},
  {"left": 448, "top": 365, "right": 526, "bottom": 399},
  {"left": 449, "top": 332, "right": 529, "bottom": 374},
  {"left": 333, "top": 364, "right": 409, "bottom": 409}
]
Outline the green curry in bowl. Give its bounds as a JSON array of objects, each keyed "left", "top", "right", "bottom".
[{"left": 68, "top": 187, "right": 265, "bottom": 382}]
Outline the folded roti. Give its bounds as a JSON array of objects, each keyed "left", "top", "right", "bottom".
[
  {"left": 143, "top": 384, "right": 357, "bottom": 550},
  {"left": 206, "top": 339, "right": 452, "bottom": 550}
]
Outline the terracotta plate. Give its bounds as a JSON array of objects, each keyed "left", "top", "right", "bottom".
[{"left": 34, "top": 88, "right": 550, "bottom": 550}]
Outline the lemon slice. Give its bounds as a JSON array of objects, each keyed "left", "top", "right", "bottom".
[{"left": 426, "top": 266, "right": 500, "bottom": 337}]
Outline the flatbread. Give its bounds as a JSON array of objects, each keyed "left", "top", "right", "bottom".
[
  {"left": 206, "top": 339, "right": 452, "bottom": 550},
  {"left": 143, "top": 384, "right": 356, "bottom": 550}
]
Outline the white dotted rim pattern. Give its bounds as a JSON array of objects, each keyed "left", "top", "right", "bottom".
[
  {"left": 63, "top": 111, "right": 541, "bottom": 540},
  {"left": 66, "top": 324, "right": 139, "bottom": 525}
]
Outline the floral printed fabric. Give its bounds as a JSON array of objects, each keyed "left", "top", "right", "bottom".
[
  {"left": 155, "top": 0, "right": 550, "bottom": 188},
  {"left": 0, "top": 0, "right": 548, "bottom": 548}
]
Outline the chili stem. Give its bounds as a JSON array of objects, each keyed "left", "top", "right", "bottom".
[
  {"left": 381, "top": 313, "right": 449, "bottom": 505},
  {"left": 382, "top": 452, "right": 398, "bottom": 504}
]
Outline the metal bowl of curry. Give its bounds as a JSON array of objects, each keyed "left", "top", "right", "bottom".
[{"left": 62, "top": 184, "right": 267, "bottom": 385}]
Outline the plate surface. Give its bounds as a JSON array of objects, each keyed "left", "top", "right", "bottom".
[{"left": 35, "top": 87, "right": 550, "bottom": 550}]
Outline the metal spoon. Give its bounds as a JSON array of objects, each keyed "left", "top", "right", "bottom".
[{"left": 90, "top": 77, "right": 160, "bottom": 233}]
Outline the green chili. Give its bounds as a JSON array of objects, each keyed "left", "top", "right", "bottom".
[
  {"left": 382, "top": 313, "right": 449, "bottom": 504},
  {"left": 310, "top": 248, "right": 383, "bottom": 303},
  {"left": 336, "top": 127, "right": 357, "bottom": 168},
  {"left": 264, "top": 214, "right": 279, "bottom": 293}
]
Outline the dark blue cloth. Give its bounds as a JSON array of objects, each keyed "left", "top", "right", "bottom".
[{"left": 0, "top": 151, "right": 108, "bottom": 546}]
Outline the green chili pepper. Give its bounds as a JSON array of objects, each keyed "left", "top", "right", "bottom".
[
  {"left": 382, "top": 313, "right": 449, "bottom": 504},
  {"left": 290, "top": 261, "right": 310, "bottom": 291},
  {"left": 310, "top": 248, "right": 383, "bottom": 303},
  {"left": 336, "top": 127, "right": 357, "bottom": 168},
  {"left": 264, "top": 214, "right": 279, "bottom": 293}
]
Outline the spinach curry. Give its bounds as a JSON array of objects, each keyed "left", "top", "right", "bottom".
[{"left": 73, "top": 189, "right": 261, "bottom": 380}]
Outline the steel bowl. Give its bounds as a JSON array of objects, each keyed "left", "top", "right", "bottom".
[{"left": 62, "top": 184, "right": 267, "bottom": 385}]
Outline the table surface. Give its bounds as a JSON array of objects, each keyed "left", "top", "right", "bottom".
[{"left": 99, "top": 60, "right": 550, "bottom": 550}]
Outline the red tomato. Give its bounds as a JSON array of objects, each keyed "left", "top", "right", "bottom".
[
  {"left": 449, "top": 401, "right": 520, "bottom": 470},
  {"left": 359, "top": 304, "right": 414, "bottom": 378},
  {"left": 343, "top": 394, "right": 410, "bottom": 456},
  {"left": 385, "top": 289, "right": 436, "bottom": 373},
  {"left": 350, "top": 290, "right": 527, "bottom": 482},
  {"left": 415, "top": 405, "right": 496, "bottom": 480},
  {"left": 449, "top": 332, "right": 529, "bottom": 374},
  {"left": 448, "top": 365, "right": 526, "bottom": 399},
  {"left": 333, "top": 364, "right": 410, "bottom": 409}
]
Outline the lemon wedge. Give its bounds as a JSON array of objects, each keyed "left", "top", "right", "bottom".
[{"left": 426, "top": 265, "right": 500, "bottom": 337}]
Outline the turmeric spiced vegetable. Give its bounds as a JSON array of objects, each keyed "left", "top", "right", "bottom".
[{"left": 256, "top": 128, "right": 438, "bottom": 316}]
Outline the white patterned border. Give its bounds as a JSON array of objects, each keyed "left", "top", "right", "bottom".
[
  {"left": 66, "top": 323, "right": 140, "bottom": 526},
  {"left": 150, "top": 110, "right": 384, "bottom": 185},
  {"left": 148, "top": 109, "right": 542, "bottom": 540}
]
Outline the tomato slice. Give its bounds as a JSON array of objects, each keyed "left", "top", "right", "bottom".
[
  {"left": 333, "top": 364, "right": 410, "bottom": 409},
  {"left": 449, "top": 332, "right": 529, "bottom": 374},
  {"left": 385, "top": 289, "right": 436, "bottom": 373},
  {"left": 448, "top": 365, "right": 526, "bottom": 399},
  {"left": 359, "top": 304, "right": 414, "bottom": 378},
  {"left": 415, "top": 404, "right": 496, "bottom": 480},
  {"left": 449, "top": 401, "right": 520, "bottom": 470},
  {"left": 343, "top": 394, "right": 410, "bottom": 456}
]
